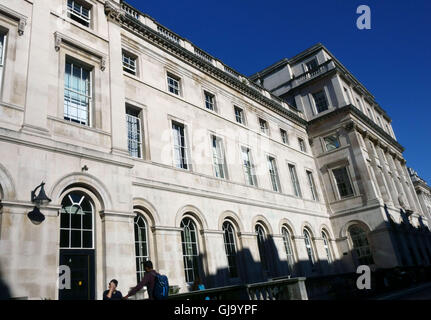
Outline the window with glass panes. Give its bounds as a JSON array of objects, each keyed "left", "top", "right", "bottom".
[
  {"left": 204, "top": 91, "right": 216, "bottom": 111},
  {"left": 333, "top": 167, "right": 354, "bottom": 198},
  {"left": 241, "top": 147, "right": 257, "bottom": 186},
  {"left": 0, "top": 33, "right": 6, "bottom": 91},
  {"left": 324, "top": 135, "right": 340, "bottom": 151},
  {"left": 267, "top": 156, "right": 281, "bottom": 192},
  {"left": 172, "top": 122, "right": 189, "bottom": 169},
  {"left": 298, "top": 138, "right": 306, "bottom": 152},
  {"left": 259, "top": 118, "right": 269, "bottom": 134},
  {"left": 67, "top": 0, "right": 91, "bottom": 27},
  {"left": 280, "top": 129, "right": 288, "bottom": 144},
  {"left": 122, "top": 51, "right": 137, "bottom": 75},
  {"left": 167, "top": 73, "right": 180, "bottom": 95},
  {"left": 60, "top": 191, "right": 94, "bottom": 249},
  {"left": 126, "top": 107, "right": 142, "bottom": 158},
  {"left": 211, "top": 135, "right": 226, "bottom": 179},
  {"left": 289, "top": 164, "right": 301, "bottom": 197},
  {"left": 306, "top": 170, "right": 318, "bottom": 201},
  {"left": 64, "top": 59, "right": 92, "bottom": 125},
  {"left": 303, "top": 229, "right": 315, "bottom": 265},
  {"left": 306, "top": 59, "right": 318, "bottom": 72},
  {"left": 312, "top": 90, "right": 328, "bottom": 113},
  {"left": 181, "top": 218, "right": 200, "bottom": 283},
  {"left": 256, "top": 224, "right": 269, "bottom": 272},
  {"left": 223, "top": 221, "right": 238, "bottom": 278},
  {"left": 234, "top": 106, "right": 245, "bottom": 124},
  {"left": 322, "top": 231, "right": 332, "bottom": 263},
  {"left": 349, "top": 225, "right": 374, "bottom": 265},
  {"left": 134, "top": 214, "right": 149, "bottom": 282},
  {"left": 282, "top": 227, "right": 295, "bottom": 273}
]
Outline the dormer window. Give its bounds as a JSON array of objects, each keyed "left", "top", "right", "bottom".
[{"left": 67, "top": 0, "right": 91, "bottom": 28}]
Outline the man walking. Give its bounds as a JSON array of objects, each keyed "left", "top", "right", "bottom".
[{"left": 123, "top": 260, "right": 158, "bottom": 300}]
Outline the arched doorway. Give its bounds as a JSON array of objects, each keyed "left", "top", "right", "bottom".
[
  {"left": 58, "top": 190, "right": 95, "bottom": 300},
  {"left": 348, "top": 224, "right": 374, "bottom": 266}
]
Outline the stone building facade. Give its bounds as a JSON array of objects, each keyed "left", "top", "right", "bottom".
[
  {"left": 0, "top": 0, "right": 429, "bottom": 300},
  {"left": 409, "top": 168, "right": 431, "bottom": 221}
]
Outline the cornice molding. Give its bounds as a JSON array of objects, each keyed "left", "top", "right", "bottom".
[
  {"left": 0, "top": 3, "right": 27, "bottom": 36},
  {"left": 54, "top": 31, "right": 107, "bottom": 71},
  {"left": 104, "top": 0, "right": 125, "bottom": 24},
  {"left": 113, "top": 13, "right": 307, "bottom": 127}
]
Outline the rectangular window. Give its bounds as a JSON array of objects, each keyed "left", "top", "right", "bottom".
[
  {"left": 204, "top": 91, "right": 216, "bottom": 111},
  {"left": 211, "top": 135, "right": 227, "bottom": 179},
  {"left": 259, "top": 118, "right": 269, "bottom": 135},
  {"left": 312, "top": 90, "right": 329, "bottom": 113},
  {"left": 306, "top": 170, "right": 318, "bottom": 201},
  {"left": 377, "top": 116, "right": 382, "bottom": 127},
  {"left": 280, "top": 129, "right": 288, "bottom": 144},
  {"left": 234, "top": 106, "right": 245, "bottom": 125},
  {"left": 167, "top": 73, "right": 181, "bottom": 95},
  {"left": 126, "top": 106, "right": 142, "bottom": 158},
  {"left": 64, "top": 59, "right": 92, "bottom": 126},
  {"left": 67, "top": 0, "right": 91, "bottom": 27},
  {"left": 298, "top": 138, "right": 306, "bottom": 152},
  {"left": 306, "top": 59, "right": 318, "bottom": 72},
  {"left": 267, "top": 156, "right": 281, "bottom": 192},
  {"left": 289, "top": 164, "right": 301, "bottom": 197},
  {"left": 333, "top": 167, "right": 354, "bottom": 198},
  {"left": 241, "top": 147, "right": 257, "bottom": 186},
  {"left": 0, "top": 33, "right": 6, "bottom": 91},
  {"left": 344, "top": 87, "right": 351, "bottom": 104},
  {"left": 172, "top": 122, "right": 189, "bottom": 170},
  {"left": 356, "top": 98, "right": 362, "bottom": 110},
  {"left": 324, "top": 135, "right": 340, "bottom": 151},
  {"left": 122, "top": 51, "right": 137, "bottom": 75}
]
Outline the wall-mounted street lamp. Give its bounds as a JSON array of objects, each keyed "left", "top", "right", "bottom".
[{"left": 27, "top": 182, "right": 52, "bottom": 224}]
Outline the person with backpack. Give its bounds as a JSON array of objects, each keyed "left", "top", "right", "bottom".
[{"left": 123, "top": 260, "right": 169, "bottom": 300}]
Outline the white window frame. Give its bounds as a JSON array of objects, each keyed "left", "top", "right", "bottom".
[
  {"left": 122, "top": 50, "right": 137, "bottom": 76},
  {"left": 306, "top": 170, "right": 318, "bottom": 201},
  {"left": 298, "top": 138, "right": 307, "bottom": 152},
  {"left": 167, "top": 72, "right": 181, "bottom": 96},
  {"left": 267, "top": 155, "right": 281, "bottom": 192},
  {"left": 204, "top": 90, "right": 216, "bottom": 112},
  {"left": 282, "top": 226, "right": 295, "bottom": 273},
  {"left": 280, "top": 128, "right": 288, "bottom": 144},
  {"left": 67, "top": 0, "right": 92, "bottom": 28},
  {"left": 64, "top": 58, "right": 93, "bottom": 126},
  {"left": 321, "top": 231, "right": 332, "bottom": 263},
  {"left": 172, "top": 121, "right": 190, "bottom": 170},
  {"left": 234, "top": 105, "right": 246, "bottom": 125},
  {"left": 0, "top": 32, "right": 6, "bottom": 92},
  {"left": 134, "top": 214, "right": 149, "bottom": 282},
  {"left": 126, "top": 106, "right": 143, "bottom": 159},
  {"left": 259, "top": 117, "right": 269, "bottom": 135},
  {"left": 211, "top": 134, "right": 228, "bottom": 179},
  {"left": 288, "top": 163, "right": 302, "bottom": 197},
  {"left": 241, "top": 146, "right": 257, "bottom": 187},
  {"left": 323, "top": 134, "right": 340, "bottom": 152},
  {"left": 332, "top": 166, "right": 355, "bottom": 199},
  {"left": 303, "top": 229, "right": 315, "bottom": 265}
]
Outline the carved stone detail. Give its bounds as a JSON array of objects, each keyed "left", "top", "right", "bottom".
[{"left": 104, "top": 0, "right": 125, "bottom": 24}]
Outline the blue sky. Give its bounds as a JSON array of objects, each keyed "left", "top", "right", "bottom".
[{"left": 127, "top": 0, "right": 431, "bottom": 182}]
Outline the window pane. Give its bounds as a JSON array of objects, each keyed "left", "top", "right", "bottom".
[
  {"left": 71, "top": 230, "right": 81, "bottom": 248},
  {"left": 333, "top": 167, "right": 354, "bottom": 198},
  {"left": 313, "top": 91, "right": 328, "bottom": 113}
]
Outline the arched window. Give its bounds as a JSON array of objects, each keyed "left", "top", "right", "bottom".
[
  {"left": 321, "top": 231, "right": 332, "bottom": 263},
  {"left": 134, "top": 214, "right": 149, "bottom": 282},
  {"left": 348, "top": 225, "right": 374, "bottom": 265},
  {"left": 255, "top": 224, "right": 269, "bottom": 272},
  {"left": 222, "top": 221, "right": 238, "bottom": 278},
  {"left": 181, "top": 217, "right": 200, "bottom": 283},
  {"left": 303, "top": 229, "right": 315, "bottom": 265},
  {"left": 60, "top": 191, "right": 94, "bottom": 249},
  {"left": 282, "top": 226, "right": 295, "bottom": 273}
]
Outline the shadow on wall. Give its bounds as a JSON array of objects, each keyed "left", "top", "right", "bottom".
[{"left": 0, "top": 261, "right": 11, "bottom": 300}]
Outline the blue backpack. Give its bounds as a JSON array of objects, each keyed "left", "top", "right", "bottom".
[{"left": 153, "top": 273, "right": 169, "bottom": 300}]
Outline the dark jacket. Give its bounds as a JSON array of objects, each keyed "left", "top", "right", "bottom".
[
  {"left": 127, "top": 270, "right": 157, "bottom": 300},
  {"left": 103, "top": 289, "right": 123, "bottom": 300}
]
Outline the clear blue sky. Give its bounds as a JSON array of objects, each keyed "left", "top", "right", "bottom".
[{"left": 127, "top": 0, "right": 431, "bottom": 182}]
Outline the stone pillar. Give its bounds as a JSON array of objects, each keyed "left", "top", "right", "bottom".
[
  {"left": 151, "top": 226, "right": 185, "bottom": 291},
  {"left": 0, "top": 201, "right": 61, "bottom": 299},
  {"left": 105, "top": 1, "right": 129, "bottom": 156},
  {"left": 22, "top": 0, "right": 51, "bottom": 135},
  {"left": 100, "top": 211, "right": 136, "bottom": 299},
  {"left": 368, "top": 227, "right": 399, "bottom": 268},
  {"left": 330, "top": 74, "right": 348, "bottom": 108},
  {"left": 201, "top": 230, "right": 230, "bottom": 287}
]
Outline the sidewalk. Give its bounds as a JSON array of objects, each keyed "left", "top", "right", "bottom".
[{"left": 374, "top": 282, "right": 431, "bottom": 300}]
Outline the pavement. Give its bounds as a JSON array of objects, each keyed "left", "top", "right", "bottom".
[{"left": 375, "top": 282, "right": 431, "bottom": 300}]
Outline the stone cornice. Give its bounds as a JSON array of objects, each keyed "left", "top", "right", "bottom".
[
  {"left": 116, "top": 13, "right": 307, "bottom": 127},
  {"left": 104, "top": 0, "right": 125, "bottom": 24},
  {"left": 0, "top": 3, "right": 27, "bottom": 36},
  {"left": 308, "top": 104, "right": 404, "bottom": 153}
]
